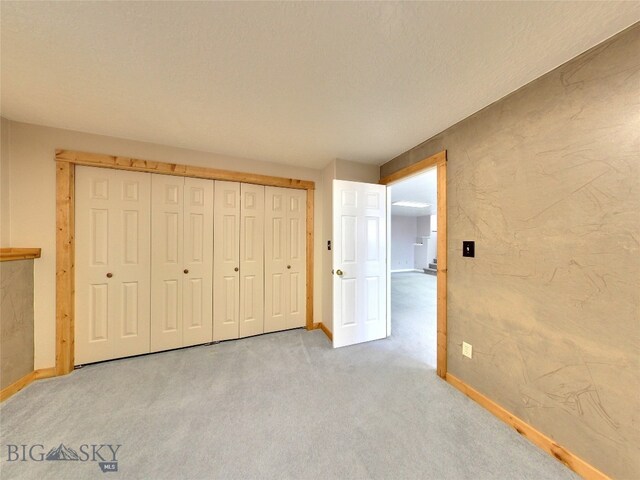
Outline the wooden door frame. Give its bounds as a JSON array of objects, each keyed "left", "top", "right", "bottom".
[
  {"left": 55, "top": 149, "right": 315, "bottom": 376},
  {"left": 379, "top": 150, "right": 447, "bottom": 378}
]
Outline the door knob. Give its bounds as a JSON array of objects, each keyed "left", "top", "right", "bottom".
[
  {"left": 287, "top": 265, "right": 291, "bottom": 269},
  {"left": 106, "top": 272, "right": 113, "bottom": 278},
  {"left": 234, "top": 267, "right": 239, "bottom": 272},
  {"left": 336, "top": 269, "right": 343, "bottom": 276},
  {"left": 183, "top": 269, "right": 189, "bottom": 274}
]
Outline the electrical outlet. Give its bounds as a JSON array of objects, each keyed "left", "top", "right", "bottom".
[{"left": 462, "top": 341, "right": 473, "bottom": 359}]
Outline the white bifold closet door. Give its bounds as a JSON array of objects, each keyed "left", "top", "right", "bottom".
[
  {"left": 213, "top": 181, "right": 265, "bottom": 340},
  {"left": 213, "top": 181, "right": 240, "bottom": 340},
  {"left": 239, "top": 183, "right": 265, "bottom": 337},
  {"left": 150, "top": 174, "right": 213, "bottom": 352},
  {"left": 264, "top": 187, "right": 307, "bottom": 332},
  {"left": 75, "top": 166, "right": 151, "bottom": 365}
]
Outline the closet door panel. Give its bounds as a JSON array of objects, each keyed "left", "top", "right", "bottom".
[
  {"left": 264, "top": 187, "right": 287, "bottom": 333},
  {"left": 213, "top": 181, "right": 240, "bottom": 340},
  {"left": 114, "top": 173, "right": 151, "bottom": 356},
  {"left": 151, "top": 174, "right": 184, "bottom": 352},
  {"left": 286, "top": 189, "right": 307, "bottom": 329},
  {"left": 183, "top": 178, "right": 214, "bottom": 346},
  {"left": 75, "top": 167, "right": 151, "bottom": 365},
  {"left": 75, "top": 168, "right": 113, "bottom": 364},
  {"left": 239, "top": 184, "right": 265, "bottom": 338}
]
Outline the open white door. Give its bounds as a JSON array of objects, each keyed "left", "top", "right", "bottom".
[{"left": 333, "top": 179, "right": 387, "bottom": 348}]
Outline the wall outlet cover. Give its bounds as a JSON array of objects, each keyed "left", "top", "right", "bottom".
[{"left": 462, "top": 341, "right": 473, "bottom": 359}]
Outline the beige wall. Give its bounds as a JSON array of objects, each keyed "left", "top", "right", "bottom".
[
  {"left": 0, "top": 259, "right": 35, "bottom": 389},
  {"left": 321, "top": 160, "right": 336, "bottom": 333},
  {"left": 381, "top": 25, "right": 640, "bottom": 479},
  {"left": 3, "top": 120, "right": 325, "bottom": 370}
]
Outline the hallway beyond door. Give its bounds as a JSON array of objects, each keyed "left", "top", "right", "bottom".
[{"left": 390, "top": 271, "right": 437, "bottom": 368}]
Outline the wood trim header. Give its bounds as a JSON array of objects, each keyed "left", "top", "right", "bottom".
[
  {"left": 379, "top": 150, "right": 446, "bottom": 185},
  {"left": 55, "top": 149, "right": 316, "bottom": 190},
  {"left": 0, "top": 248, "right": 41, "bottom": 262}
]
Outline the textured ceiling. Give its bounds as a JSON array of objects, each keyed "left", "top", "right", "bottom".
[{"left": 1, "top": 2, "right": 638, "bottom": 169}]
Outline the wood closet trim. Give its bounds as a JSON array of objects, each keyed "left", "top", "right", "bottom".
[
  {"left": 379, "top": 150, "right": 448, "bottom": 379},
  {"left": 56, "top": 161, "right": 75, "bottom": 376},
  {"left": 56, "top": 150, "right": 315, "bottom": 190},
  {"left": 55, "top": 149, "right": 315, "bottom": 375},
  {"left": 306, "top": 189, "right": 314, "bottom": 331}
]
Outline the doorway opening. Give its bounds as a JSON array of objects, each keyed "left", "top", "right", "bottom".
[
  {"left": 380, "top": 150, "right": 447, "bottom": 377},
  {"left": 388, "top": 168, "right": 438, "bottom": 367}
]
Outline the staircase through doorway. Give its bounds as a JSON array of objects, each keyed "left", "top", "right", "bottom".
[{"left": 423, "top": 258, "right": 437, "bottom": 276}]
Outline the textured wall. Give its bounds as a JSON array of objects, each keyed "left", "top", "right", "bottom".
[
  {"left": 0, "top": 259, "right": 35, "bottom": 389},
  {"left": 380, "top": 25, "right": 640, "bottom": 479}
]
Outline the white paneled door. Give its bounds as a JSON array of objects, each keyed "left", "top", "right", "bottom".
[
  {"left": 332, "top": 180, "right": 387, "bottom": 348},
  {"left": 213, "top": 181, "right": 240, "bottom": 341},
  {"left": 214, "top": 182, "right": 268, "bottom": 340},
  {"left": 286, "top": 188, "right": 307, "bottom": 329},
  {"left": 264, "top": 187, "right": 306, "bottom": 332},
  {"left": 150, "top": 174, "right": 213, "bottom": 352},
  {"left": 182, "top": 178, "right": 214, "bottom": 346},
  {"left": 150, "top": 174, "right": 183, "bottom": 352},
  {"left": 75, "top": 166, "right": 151, "bottom": 365},
  {"left": 239, "top": 183, "right": 265, "bottom": 338}
]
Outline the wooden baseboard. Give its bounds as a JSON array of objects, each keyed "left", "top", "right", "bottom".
[
  {"left": 312, "top": 322, "right": 333, "bottom": 341},
  {"left": 445, "top": 373, "right": 611, "bottom": 480},
  {"left": 319, "top": 322, "right": 333, "bottom": 341},
  {"left": 34, "top": 367, "right": 57, "bottom": 379},
  {"left": 0, "top": 367, "right": 59, "bottom": 402},
  {"left": 0, "top": 371, "right": 36, "bottom": 402}
]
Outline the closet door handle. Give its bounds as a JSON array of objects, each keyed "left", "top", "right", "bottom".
[
  {"left": 234, "top": 267, "right": 239, "bottom": 272},
  {"left": 183, "top": 269, "right": 189, "bottom": 274},
  {"left": 106, "top": 272, "right": 113, "bottom": 278},
  {"left": 287, "top": 265, "right": 291, "bottom": 269}
]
